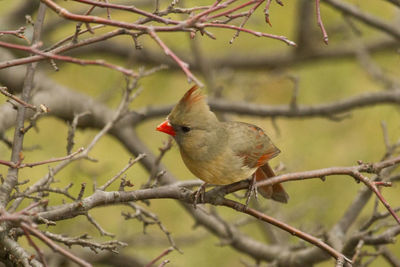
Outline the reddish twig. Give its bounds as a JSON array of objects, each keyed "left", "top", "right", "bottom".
[
  {"left": 0, "top": 147, "right": 84, "bottom": 169},
  {"left": 21, "top": 227, "right": 49, "bottom": 267},
  {"left": 220, "top": 198, "right": 352, "bottom": 264},
  {"left": 264, "top": 0, "right": 273, "bottom": 26},
  {"left": 40, "top": 0, "right": 186, "bottom": 32},
  {"left": 0, "top": 27, "right": 29, "bottom": 43},
  {"left": 21, "top": 222, "right": 92, "bottom": 267},
  {"left": 0, "top": 28, "right": 126, "bottom": 70},
  {"left": 144, "top": 247, "right": 174, "bottom": 267},
  {"left": 20, "top": 147, "right": 85, "bottom": 168},
  {"left": 253, "top": 157, "right": 400, "bottom": 225},
  {"left": 147, "top": 29, "right": 203, "bottom": 86},
  {"left": 187, "top": 0, "right": 239, "bottom": 24},
  {"left": 0, "top": 87, "right": 37, "bottom": 110},
  {"left": 0, "top": 41, "right": 137, "bottom": 77},
  {"left": 230, "top": 0, "right": 265, "bottom": 44},
  {"left": 316, "top": 0, "right": 329, "bottom": 44},
  {"left": 353, "top": 172, "right": 400, "bottom": 225},
  {"left": 207, "top": 0, "right": 259, "bottom": 20},
  {"left": 73, "top": 0, "right": 180, "bottom": 25},
  {"left": 200, "top": 23, "right": 297, "bottom": 46}
]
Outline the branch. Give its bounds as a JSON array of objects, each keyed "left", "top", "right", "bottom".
[
  {"left": 0, "top": 0, "right": 47, "bottom": 217},
  {"left": 0, "top": 27, "right": 29, "bottom": 42},
  {"left": 0, "top": 87, "right": 37, "bottom": 110},
  {"left": 200, "top": 23, "right": 297, "bottom": 46},
  {"left": 323, "top": 0, "right": 400, "bottom": 39},
  {"left": 35, "top": 181, "right": 349, "bottom": 264},
  {"left": 21, "top": 222, "right": 92, "bottom": 267},
  {"left": 252, "top": 157, "right": 400, "bottom": 224},
  {"left": 144, "top": 247, "right": 174, "bottom": 267},
  {"left": 315, "top": 0, "right": 328, "bottom": 44},
  {"left": 0, "top": 41, "right": 137, "bottom": 77},
  {"left": 147, "top": 29, "right": 203, "bottom": 86},
  {"left": 98, "top": 154, "right": 146, "bottom": 191},
  {"left": 73, "top": 0, "right": 180, "bottom": 25},
  {"left": 220, "top": 198, "right": 351, "bottom": 264},
  {"left": 43, "top": 231, "right": 126, "bottom": 253},
  {"left": 0, "top": 147, "right": 84, "bottom": 168},
  {"left": 136, "top": 89, "right": 400, "bottom": 121}
]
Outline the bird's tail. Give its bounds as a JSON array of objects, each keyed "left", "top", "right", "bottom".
[{"left": 255, "top": 163, "right": 289, "bottom": 203}]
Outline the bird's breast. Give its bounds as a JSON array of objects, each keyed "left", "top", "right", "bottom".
[{"left": 180, "top": 147, "right": 256, "bottom": 185}]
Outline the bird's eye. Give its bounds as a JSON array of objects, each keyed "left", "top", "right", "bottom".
[{"left": 181, "top": 126, "right": 191, "bottom": 133}]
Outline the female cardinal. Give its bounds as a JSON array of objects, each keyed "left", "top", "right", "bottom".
[{"left": 156, "top": 86, "right": 289, "bottom": 203}]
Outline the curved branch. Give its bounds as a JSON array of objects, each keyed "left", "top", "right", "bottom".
[{"left": 136, "top": 89, "right": 400, "bottom": 121}]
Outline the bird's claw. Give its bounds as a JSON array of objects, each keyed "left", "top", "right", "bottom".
[
  {"left": 245, "top": 175, "right": 258, "bottom": 207},
  {"left": 193, "top": 182, "right": 207, "bottom": 209}
]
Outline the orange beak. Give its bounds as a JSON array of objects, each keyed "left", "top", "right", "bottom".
[{"left": 156, "top": 120, "right": 176, "bottom": 136}]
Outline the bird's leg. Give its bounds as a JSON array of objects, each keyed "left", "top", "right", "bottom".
[
  {"left": 245, "top": 174, "right": 258, "bottom": 206},
  {"left": 193, "top": 182, "right": 207, "bottom": 209}
]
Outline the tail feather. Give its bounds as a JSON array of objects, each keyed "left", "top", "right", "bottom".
[{"left": 255, "top": 163, "right": 289, "bottom": 203}]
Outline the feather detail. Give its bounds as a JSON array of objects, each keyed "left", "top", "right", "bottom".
[
  {"left": 256, "top": 163, "right": 289, "bottom": 203},
  {"left": 181, "top": 85, "right": 203, "bottom": 106},
  {"left": 256, "top": 148, "right": 280, "bottom": 167},
  {"left": 168, "top": 86, "right": 217, "bottom": 128}
]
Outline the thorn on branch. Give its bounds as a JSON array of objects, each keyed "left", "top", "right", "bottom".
[
  {"left": 119, "top": 176, "right": 134, "bottom": 191},
  {"left": 77, "top": 183, "right": 86, "bottom": 200}
]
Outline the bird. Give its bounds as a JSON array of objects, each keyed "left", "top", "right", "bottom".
[{"left": 156, "top": 85, "right": 289, "bottom": 204}]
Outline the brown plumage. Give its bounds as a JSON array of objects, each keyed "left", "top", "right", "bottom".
[{"left": 156, "top": 85, "right": 289, "bottom": 203}]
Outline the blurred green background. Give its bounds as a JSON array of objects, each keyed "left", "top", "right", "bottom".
[{"left": 0, "top": 0, "right": 399, "bottom": 266}]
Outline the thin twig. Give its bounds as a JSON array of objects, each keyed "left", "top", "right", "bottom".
[
  {"left": 230, "top": 0, "right": 264, "bottom": 44},
  {"left": 144, "top": 247, "right": 174, "bottom": 267},
  {"left": 0, "top": 147, "right": 85, "bottom": 168},
  {"left": 0, "top": 27, "right": 29, "bottom": 42},
  {"left": 0, "top": 41, "right": 137, "bottom": 77},
  {"left": 147, "top": 29, "right": 203, "bottom": 86},
  {"left": 201, "top": 23, "right": 297, "bottom": 46},
  {"left": 315, "top": 0, "right": 328, "bottom": 44},
  {"left": 21, "top": 227, "right": 49, "bottom": 267},
  {"left": 21, "top": 222, "right": 92, "bottom": 267},
  {"left": 99, "top": 154, "right": 145, "bottom": 191},
  {"left": 220, "top": 198, "right": 352, "bottom": 264},
  {"left": 0, "top": 87, "right": 37, "bottom": 110}
]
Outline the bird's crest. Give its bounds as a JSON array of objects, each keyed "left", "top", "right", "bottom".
[
  {"left": 180, "top": 85, "right": 203, "bottom": 106},
  {"left": 168, "top": 85, "right": 217, "bottom": 126},
  {"left": 175, "top": 85, "right": 207, "bottom": 114}
]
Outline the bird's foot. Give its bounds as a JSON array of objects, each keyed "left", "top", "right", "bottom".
[
  {"left": 245, "top": 175, "right": 258, "bottom": 207},
  {"left": 193, "top": 182, "right": 207, "bottom": 209}
]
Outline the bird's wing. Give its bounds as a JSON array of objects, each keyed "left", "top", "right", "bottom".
[{"left": 223, "top": 121, "right": 280, "bottom": 169}]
